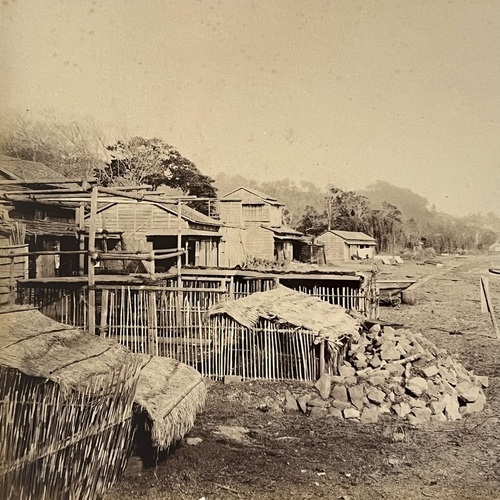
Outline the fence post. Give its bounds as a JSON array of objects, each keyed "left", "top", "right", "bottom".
[
  {"left": 9, "top": 254, "right": 16, "bottom": 305},
  {"left": 148, "top": 291, "right": 158, "bottom": 355},
  {"left": 100, "top": 289, "right": 109, "bottom": 337}
]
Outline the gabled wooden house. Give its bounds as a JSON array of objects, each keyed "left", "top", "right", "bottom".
[
  {"left": 218, "top": 187, "right": 305, "bottom": 265},
  {"left": 86, "top": 200, "right": 222, "bottom": 270},
  {"left": 316, "top": 230, "right": 377, "bottom": 262}
]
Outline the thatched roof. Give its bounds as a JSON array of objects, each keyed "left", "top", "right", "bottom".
[
  {"left": 0, "top": 307, "right": 206, "bottom": 449},
  {"left": 134, "top": 355, "right": 206, "bottom": 449},
  {"left": 208, "top": 285, "right": 360, "bottom": 341}
]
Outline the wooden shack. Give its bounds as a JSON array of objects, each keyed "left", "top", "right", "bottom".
[
  {"left": 86, "top": 200, "right": 222, "bottom": 270},
  {"left": 317, "top": 230, "right": 377, "bottom": 262}
]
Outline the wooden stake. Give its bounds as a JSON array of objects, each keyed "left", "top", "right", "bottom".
[{"left": 88, "top": 186, "right": 98, "bottom": 335}]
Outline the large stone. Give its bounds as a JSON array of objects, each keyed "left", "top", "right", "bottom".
[
  {"left": 430, "top": 394, "right": 450, "bottom": 415},
  {"left": 408, "top": 407, "right": 432, "bottom": 425},
  {"left": 384, "top": 363, "right": 405, "bottom": 377},
  {"left": 462, "top": 392, "right": 486, "bottom": 414},
  {"left": 439, "top": 367, "right": 457, "bottom": 386},
  {"left": 309, "top": 407, "right": 328, "bottom": 418},
  {"left": 367, "top": 387, "right": 386, "bottom": 405},
  {"left": 392, "top": 385, "right": 405, "bottom": 397},
  {"left": 422, "top": 365, "right": 439, "bottom": 378},
  {"left": 472, "top": 375, "right": 489, "bottom": 388},
  {"left": 456, "top": 382, "right": 480, "bottom": 403},
  {"left": 284, "top": 390, "right": 298, "bottom": 411},
  {"left": 308, "top": 398, "right": 330, "bottom": 408},
  {"left": 360, "top": 406, "right": 379, "bottom": 423},
  {"left": 348, "top": 385, "right": 365, "bottom": 410},
  {"left": 409, "top": 397, "right": 426, "bottom": 408},
  {"left": 430, "top": 412, "right": 447, "bottom": 422},
  {"left": 380, "top": 342, "right": 401, "bottom": 361},
  {"left": 367, "top": 376, "right": 386, "bottom": 387},
  {"left": 369, "top": 354, "right": 382, "bottom": 368},
  {"left": 396, "top": 337, "right": 413, "bottom": 354},
  {"left": 444, "top": 395, "right": 462, "bottom": 421},
  {"left": 338, "top": 364, "right": 356, "bottom": 378},
  {"left": 330, "top": 376, "right": 345, "bottom": 384},
  {"left": 344, "top": 408, "right": 361, "bottom": 419},
  {"left": 297, "top": 395, "right": 311, "bottom": 414},
  {"left": 315, "top": 373, "right": 332, "bottom": 400},
  {"left": 344, "top": 376, "right": 358, "bottom": 387},
  {"left": 426, "top": 380, "right": 442, "bottom": 399},
  {"left": 393, "top": 402, "right": 412, "bottom": 417},
  {"left": 328, "top": 408, "right": 344, "bottom": 419},
  {"left": 406, "top": 377, "right": 428, "bottom": 397},
  {"left": 330, "top": 400, "right": 353, "bottom": 410},
  {"left": 331, "top": 384, "right": 349, "bottom": 403}
]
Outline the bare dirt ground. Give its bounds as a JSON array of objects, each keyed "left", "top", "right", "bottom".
[{"left": 105, "top": 254, "right": 500, "bottom": 500}]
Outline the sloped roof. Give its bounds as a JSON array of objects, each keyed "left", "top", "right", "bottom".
[
  {"left": 262, "top": 224, "right": 304, "bottom": 240},
  {"left": 208, "top": 285, "right": 360, "bottom": 341},
  {"left": 222, "top": 186, "right": 283, "bottom": 206},
  {"left": 0, "top": 155, "right": 67, "bottom": 183},
  {"left": 0, "top": 307, "right": 206, "bottom": 450},
  {"left": 323, "top": 230, "right": 376, "bottom": 245},
  {"left": 163, "top": 202, "right": 222, "bottom": 226},
  {"left": 91, "top": 201, "right": 222, "bottom": 227}
]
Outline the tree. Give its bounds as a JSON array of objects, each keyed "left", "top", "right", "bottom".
[
  {"left": 0, "top": 113, "right": 107, "bottom": 178},
  {"left": 296, "top": 205, "right": 328, "bottom": 236},
  {"left": 99, "top": 137, "right": 217, "bottom": 213}
]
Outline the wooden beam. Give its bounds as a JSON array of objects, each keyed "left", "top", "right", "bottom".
[
  {"left": 88, "top": 186, "right": 98, "bottom": 335},
  {"left": 0, "top": 178, "right": 96, "bottom": 185}
]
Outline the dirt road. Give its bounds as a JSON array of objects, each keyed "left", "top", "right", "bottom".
[{"left": 105, "top": 255, "right": 500, "bottom": 500}]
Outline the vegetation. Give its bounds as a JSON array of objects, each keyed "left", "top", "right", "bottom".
[{"left": 214, "top": 173, "right": 499, "bottom": 254}]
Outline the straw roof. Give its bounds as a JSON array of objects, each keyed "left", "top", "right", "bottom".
[
  {"left": 208, "top": 285, "right": 360, "bottom": 341},
  {"left": 0, "top": 307, "right": 206, "bottom": 449},
  {"left": 0, "top": 307, "right": 140, "bottom": 390},
  {"left": 134, "top": 355, "right": 206, "bottom": 449}
]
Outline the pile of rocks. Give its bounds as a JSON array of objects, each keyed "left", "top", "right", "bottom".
[{"left": 284, "top": 326, "right": 488, "bottom": 425}]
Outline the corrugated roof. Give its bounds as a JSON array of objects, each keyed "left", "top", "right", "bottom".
[
  {"left": 0, "top": 155, "right": 67, "bottom": 182},
  {"left": 208, "top": 285, "right": 360, "bottom": 341},
  {"left": 326, "top": 230, "right": 376, "bottom": 244}
]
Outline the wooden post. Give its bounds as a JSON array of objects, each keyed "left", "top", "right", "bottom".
[
  {"left": 9, "top": 255, "right": 16, "bottom": 305},
  {"left": 319, "top": 340, "right": 325, "bottom": 378},
  {"left": 480, "top": 277, "right": 499, "bottom": 339},
  {"left": 148, "top": 291, "right": 158, "bottom": 356},
  {"left": 88, "top": 186, "right": 98, "bottom": 335},
  {"left": 100, "top": 289, "right": 109, "bottom": 337},
  {"left": 176, "top": 200, "right": 183, "bottom": 327},
  {"left": 78, "top": 203, "right": 85, "bottom": 276}
]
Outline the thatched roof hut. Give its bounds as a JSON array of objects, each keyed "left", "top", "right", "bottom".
[
  {"left": 207, "top": 286, "right": 361, "bottom": 381},
  {"left": 0, "top": 307, "right": 206, "bottom": 498},
  {"left": 209, "top": 285, "right": 360, "bottom": 342}
]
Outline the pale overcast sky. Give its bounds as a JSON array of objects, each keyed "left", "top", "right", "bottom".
[{"left": 1, "top": 0, "right": 499, "bottom": 215}]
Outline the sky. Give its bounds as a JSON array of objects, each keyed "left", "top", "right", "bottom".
[{"left": 1, "top": 0, "right": 499, "bottom": 216}]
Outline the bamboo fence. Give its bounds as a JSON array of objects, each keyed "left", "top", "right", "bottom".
[{"left": 0, "top": 364, "right": 140, "bottom": 500}]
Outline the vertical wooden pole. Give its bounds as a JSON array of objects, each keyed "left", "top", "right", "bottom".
[
  {"left": 319, "top": 340, "right": 325, "bottom": 379},
  {"left": 9, "top": 254, "right": 16, "bottom": 305},
  {"left": 88, "top": 186, "right": 98, "bottom": 335},
  {"left": 148, "top": 290, "right": 158, "bottom": 355},
  {"left": 100, "top": 289, "right": 109, "bottom": 337},
  {"left": 78, "top": 203, "right": 85, "bottom": 276}
]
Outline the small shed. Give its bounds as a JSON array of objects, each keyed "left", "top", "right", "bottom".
[
  {"left": 208, "top": 285, "right": 360, "bottom": 381},
  {"left": 0, "top": 307, "right": 206, "bottom": 499},
  {"left": 317, "top": 230, "right": 377, "bottom": 262}
]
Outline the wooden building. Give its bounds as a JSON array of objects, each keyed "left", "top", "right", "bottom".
[
  {"left": 86, "top": 200, "right": 222, "bottom": 270},
  {"left": 218, "top": 187, "right": 304, "bottom": 265},
  {"left": 317, "top": 230, "right": 377, "bottom": 262},
  {"left": 0, "top": 156, "right": 81, "bottom": 278}
]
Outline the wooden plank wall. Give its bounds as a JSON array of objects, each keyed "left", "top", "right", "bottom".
[{"left": 0, "top": 245, "right": 28, "bottom": 305}]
